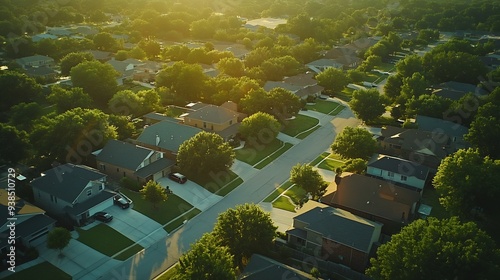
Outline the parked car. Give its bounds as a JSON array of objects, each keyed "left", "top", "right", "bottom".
[
  {"left": 114, "top": 195, "right": 130, "bottom": 209},
  {"left": 94, "top": 212, "right": 113, "bottom": 223},
  {"left": 169, "top": 172, "right": 187, "bottom": 184}
]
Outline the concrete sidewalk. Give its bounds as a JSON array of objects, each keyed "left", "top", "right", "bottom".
[
  {"left": 231, "top": 159, "right": 259, "bottom": 181},
  {"left": 157, "top": 178, "right": 222, "bottom": 211},
  {"left": 314, "top": 167, "right": 337, "bottom": 183},
  {"left": 277, "top": 132, "right": 301, "bottom": 145}
]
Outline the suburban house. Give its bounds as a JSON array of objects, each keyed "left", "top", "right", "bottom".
[
  {"left": 345, "top": 37, "right": 380, "bottom": 52},
  {"left": 15, "top": 55, "right": 55, "bottom": 69},
  {"left": 134, "top": 120, "right": 203, "bottom": 159},
  {"left": 31, "top": 33, "right": 58, "bottom": 42},
  {"left": 0, "top": 189, "right": 56, "bottom": 255},
  {"left": 322, "top": 47, "right": 362, "bottom": 69},
  {"left": 286, "top": 205, "right": 382, "bottom": 272},
  {"left": 24, "top": 66, "right": 57, "bottom": 80},
  {"left": 142, "top": 112, "right": 178, "bottom": 125},
  {"left": 182, "top": 104, "right": 240, "bottom": 140},
  {"left": 88, "top": 50, "right": 113, "bottom": 62},
  {"left": 378, "top": 125, "right": 454, "bottom": 169},
  {"left": 431, "top": 81, "right": 488, "bottom": 101},
  {"left": 132, "top": 60, "right": 164, "bottom": 83},
  {"left": 321, "top": 172, "right": 421, "bottom": 233},
  {"left": 30, "top": 164, "right": 115, "bottom": 226},
  {"left": 415, "top": 115, "right": 469, "bottom": 150},
  {"left": 239, "top": 254, "right": 314, "bottom": 280},
  {"left": 367, "top": 154, "right": 430, "bottom": 192},
  {"left": 95, "top": 139, "right": 174, "bottom": 183},
  {"left": 107, "top": 58, "right": 142, "bottom": 84},
  {"left": 264, "top": 72, "right": 325, "bottom": 100},
  {"left": 306, "top": 58, "right": 343, "bottom": 73}
]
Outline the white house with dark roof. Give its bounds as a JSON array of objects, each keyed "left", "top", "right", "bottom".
[
  {"left": 367, "top": 154, "right": 430, "bottom": 192},
  {"left": 95, "top": 139, "right": 174, "bottom": 183},
  {"left": 306, "top": 58, "right": 343, "bottom": 73},
  {"left": 30, "top": 164, "right": 114, "bottom": 226}
]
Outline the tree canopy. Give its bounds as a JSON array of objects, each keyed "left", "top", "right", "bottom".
[
  {"left": 466, "top": 103, "right": 500, "bottom": 159},
  {"left": 290, "top": 163, "right": 326, "bottom": 197},
  {"left": 47, "top": 86, "right": 93, "bottom": 113},
  {"left": 349, "top": 89, "right": 386, "bottom": 122},
  {"left": 60, "top": 52, "right": 94, "bottom": 76},
  {"left": 239, "top": 112, "right": 281, "bottom": 146},
  {"left": 331, "top": 127, "right": 378, "bottom": 159},
  {"left": 316, "top": 67, "right": 351, "bottom": 93},
  {"left": 366, "top": 217, "right": 500, "bottom": 280},
  {"left": 47, "top": 227, "right": 72, "bottom": 256},
  {"left": 156, "top": 61, "right": 206, "bottom": 102},
  {"left": 0, "top": 123, "right": 30, "bottom": 164},
  {"left": 70, "top": 60, "right": 119, "bottom": 107},
  {"left": 0, "top": 71, "right": 42, "bottom": 113},
  {"left": 140, "top": 180, "right": 168, "bottom": 209}
]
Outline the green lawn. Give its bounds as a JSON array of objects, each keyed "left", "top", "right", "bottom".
[
  {"left": 363, "top": 73, "right": 381, "bottom": 83},
  {"left": 375, "top": 62, "right": 395, "bottom": 72},
  {"left": 254, "top": 142, "right": 293, "bottom": 169},
  {"left": 157, "top": 264, "right": 178, "bottom": 280},
  {"left": 317, "top": 158, "right": 345, "bottom": 171},
  {"left": 216, "top": 177, "right": 244, "bottom": 196},
  {"left": 164, "top": 208, "right": 202, "bottom": 232},
  {"left": 165, "top": 105, "right": 188, "bottom": 117},
  {"left": 190, "top": 170, "right": 240, "bottom": 194},
  {"left": 115, "top": 244, "right": 144, "bottom": 261},
  {"left": 421, "top": 188, "right": 450, "bottom": 219},
  {"left": 264, "top": 181, "right": 293, "bottom": 202},
  {"left": 77, "top": 224, "right": 141, "bottom": 257},
  {"left": 282, "top": 115, "right": 319, "bottom": 137},
  {"left": 236, "top": 139, "right": 284, "bottom": 166},
  {"left": 3, "top": 262, "right": 71, "bottom": 280},
  {"left": 121, "top": 189, "right": 195, "bottom": 225},
  {"left": 337, "top": 88, "right": 354, "bottom": 102},
  {"left": 272, "top": 196, "right": 296, "bottom": 212},
  {"left": 296, "top": 126, "right": 319, "bottom": 139},
  {"left": 329, "top": 104, "right": 346, "bottom": 116},
  {"left": 285, "top": 184, "right": 307, "bottom": 204},
  {"left": 311, "top": 152, "right": 330, "bottom": 166},
  {"left": 118, "top": 83, "right": 149, "bottom": 93},
  {"left": 305, "top": 100, "right": 341, "bottom": 114}
]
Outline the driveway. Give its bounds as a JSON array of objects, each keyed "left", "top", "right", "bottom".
[
  {"left": 104, "top": 206, "right": 167, "bottom": 248},
  {"left": 231, "top": 159, "right": 259, "bottom": 181},
  {"left": 259, "top": 202, "right": 296, "bottom": 233},
  {"left": 157, "top": 177, "right": 222, "bottom": 211}
]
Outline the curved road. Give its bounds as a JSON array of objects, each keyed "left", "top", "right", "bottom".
[{"left": 94, "top": 102, "right": 360, "bottom": 280}]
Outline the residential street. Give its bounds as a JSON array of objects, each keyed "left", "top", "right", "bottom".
[{"left": 88, "top": 100, "right": 360, "bottom": 280}]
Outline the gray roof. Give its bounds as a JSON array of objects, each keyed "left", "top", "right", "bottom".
[
  {"left": 65, "top": 190, "right": 115, "bottom": 216},
  {"left": 295, "top": 84, "right": 324, "bottom": 98},
  {"left": 368, "top": 154, "right": 430, "bottom": 180},
  {"left": 415, "top": 115, "right": 469, "bottom": 139},
  {"left": 306, "top": 58, "right": 342, "bottom": 67},
  {"left": 292, "top": 207, "right": 381, "bottom": 253},
  {"left": 31, "top": 164, "right": 106, "bottom": 203},
  {"left": 135, "top": 157, "right": 174, "bottom": 178},
  {"left": 137, "top": 120, "right": 202, "bottom": 152},
  {"left": 24, "top": 66, "right": 57, "bottom": 77},
  {"left": 97, "top": 140, "right": 153, "bottom": 171},
  {"left": 87, "top": 50, "right": 113, "bottom": 61},
  {"left": 434, "top": 81, "right": 487, "bottom": 95},
  {"left": 185, "top": 105, "right": 238, "bottom": 124},
  {"left": 15, "top": 55, "right": 54, "bottom": 65},
  {"left": 263, "top": 81, "right": 302, "bottom": 92},
  {"left": 0, "top": 214, "right": 55, "bottom": 249},
  {"left": 239, "top": 254, "right": 313, "bottom": 280}
]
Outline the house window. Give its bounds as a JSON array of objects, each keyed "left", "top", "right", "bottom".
[
  {"left": 203, "top": 122, "right": 207, "bottom": 128},
  {"left": 401, "top": 175, "right": 407, "bottom": 181},
  {"left": 87, "top": 189, "right": 92, "bottom": 196},
  {"left": 100, "top": 164, "right": 105, "bottom": 171},
  {"left": 50, "top": 195, "right": 57, "bottom": 203},
  {"left": 157, "top": 153, "right": 161, "bottom": 159},
  {"left": 388, "top": 171, "right": 394, "bottom": 177},
  {"left": 211, "top": 125, "right": 214, "bottom": 130},
  {"left": 99, "top": 184, "right": 104, "bottom": 191}
]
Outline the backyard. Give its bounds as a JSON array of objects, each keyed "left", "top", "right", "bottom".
[{"left": 76, "top": 224, "right": 142, "bottom": 258}]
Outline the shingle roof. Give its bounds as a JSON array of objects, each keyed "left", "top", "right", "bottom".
[
  {"left": 415, "top": 115, "right": 468, "bottom": 139},
  {"left": 323, "top": 173, "right": 420, "bottom": 223},
  {"left": 65, "top": 190, "right": 115, "bottom": 216},
  {"left": 306, "top": 58, "right": 342, "bottom": 67},
  {"left": 283, "top": 72, "right": 317, "bottom": 87},
  {"left": 185, "top": 105, "right": 238, "bottom": 124},
  {"left": 293, "top": 206, "right": 381, "bottom": 253},
  {"left": 15, "top": 55, "right": 54, "bottom": 65},
  {"left": 137, "top": 120, "right": 202, "bottom": 152},
  {"left": 135, "top": 157, "right": 174, "bottom": 178},
  {"left": 239, "top": 254, "right": 313, "bottom": 280},
  {"left": 30, "top": 164, "right": 106, "bottom": 203},
  {"left": 97, "top": 140, "right": 153, "bottom": 171},
  {"left": 24, "top": 66, "right": 56, "bottom": 77},
  {"left": 0, "top": 214, "right": 55, "bottom": 248},
  {"left": 368, "top": 154, "right": 430, "bottom": 180}
]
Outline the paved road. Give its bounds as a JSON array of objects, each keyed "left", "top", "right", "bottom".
[{"left": 97, "top": 103, "right": 360, "bottom": 280}]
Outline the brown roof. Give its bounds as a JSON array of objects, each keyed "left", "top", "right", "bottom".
[
  {"left": 185, "top": 104, "right": 238, "bottom": 124},
  {"left": 322, "top": 173, "right": 420, "bottom": 223},
  {"left": 283, "top": 72, "right": 317, "bottom": 87}
]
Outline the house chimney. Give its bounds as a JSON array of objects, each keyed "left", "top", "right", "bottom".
[{"left": 155, "top": 134, "right": 160, "bottom": 146}]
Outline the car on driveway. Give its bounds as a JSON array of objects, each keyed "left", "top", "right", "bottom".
[
  {"left": 94, "top": 211, "right": 113, "bottom": 223},
  {"left": 114, "top": 195, "right": 130, "bottom": 209},
  {"left": 169, "top": 172, "right": 187, "bottom": 184}
]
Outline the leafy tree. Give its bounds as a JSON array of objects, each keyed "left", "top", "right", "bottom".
[
  {"left": 239, "top": 112, "right": 281, "bottom": 146},
  {"left": 70, "top": 61, "right": 119, "bottom": 107},
  {"left": 108, "top": 115, "right": 136, "bottom": 140},
  {"left": 433, "top": 148, "right": 500, "bottom": 216},
  {"left": 349, "top": 89, "right": 386, "bottom": 122},
  {"left": 316, "top": 67, "right": 350, "bottom": 93},
  {"left": 217, "top": 57, "right": 245, "bottom": 77},
  {"left": 400, "top": 72, "right": 428, "bottom": 99},
  {"left": 268, "top": 88, "right": 301, "bottom": 120},
  {"left": 0, "top": 71, "right": 42, "bottom": 112},
  {"left": 291, "top": 38, "right": 321, "bottom": 64},
  {"left": 366, "top": 217, "right": 500, "bottom": 280},
  {"left": 290, "top": 164, "right": 326, "bottom": 197},
  {"left": 466, "top": 103, "right": 500, "bottom": 159},
  {"left": 347, "top": 69, "right": 364, "bottom": 83},
  {"left": 260, "top": 56, "right": 302, "bottom": 81},
  {"left": 60, "top": 52, "right": 94, "bottom": 76},
  {"left": 114, "top": 50, "right": 128, "bottom": 61},
  {"left": 174, "top": 233, "right": 236, "bottom": 280},
  {"left": 47, "top": 86, "right": 93, "bottom": 113},
  {"left": 156, "top": 62, "right": 206, "bottom": 102},
  {"left": 177, "top": 132, "right": 234, "bottom": 177},
  {"left": 341, "top": 158, "right": 367, "bottom": 174},
  {"left": 108, "top": 90, "right": 142, "bottom": 116},
  {"left": 383, "top": 74, "right": 403, "bottom": 101},
  {"left": 244, "top": 47, "right": 272, "bottom": 68},
  {"left": 358, "top": 55, "right": 382, "bottom": 72},
  {"left": 209, "top": 76, "right": 260, "bottom": 104},
  {"left": 137, "top": 89, "right": 161, "bottom": 114},
  {"left": 405, "top": 94, "right": 452, "bottom": 119},
  {"left": 240, "top": 89, "right": 271, "bottom": 115},
  {"left": 138, "top": 40, "right": 161, "bottom": 58},
  {"left": 8, "top": 102, "right": 43, "bottom": 130},
  {"left": 47, "top": 227, "right": 71, "bottom": 256},
  {"left": 128, "top": 47, "right": 147, "bottom": 60},
  {"left": 422, "top": 51, "right": 487, "bottom": 84},
  {"left": 140, "top": 180, "right": 168, "bottom": 209},
  {"left": 331, "top": 127, "right": 378, "bottom": 159},
  {"left": 0, "top": 124, "right": 30, "bottom": 164},
  {"left": 93, "top": 32, "right": 117, "bottom": 51},
  {"left": 395, "top": 55, "right": 423, "bottom": 78},
  {"left": 212, "top": 204, "right": 277, "bottom": 268}
]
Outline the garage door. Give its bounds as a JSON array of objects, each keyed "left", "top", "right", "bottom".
[
  {"left": 88, "top": 198, "right": 114, "bottom": 216},
  {"left": 29, "top": 231, "right": 49, "bottom": 247},
  {"left": 153, "top": 171, "right": 163, "bottom": 181}
]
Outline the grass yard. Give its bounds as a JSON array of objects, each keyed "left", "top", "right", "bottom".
[
  {"left": 282, "top": 115, "right": 319, "bottom": 137},
  {"left": 296, "top": 126, "right": 320, "bottom": 139},
  {"left": 190, "top": 170, "right": 240, "bottom": 194},
  {"left": 118, "top": 83, "right": 149, "bottom": 93},
  {"left": 157, "top": 264, "right": 178, "bottom": 280},
  {"left": 121, "top": 189, "right": 195, "bottom": 225},
  {"left": 305, "top": 100, "right": 341, "bottom": 114},
  {"left": 114, "top": 244, "right": 144, "bottom": 261},
  {"left": 164, "top": 208, "right": 202, "bottom": 232},
  {"left": 165, "top": 105, "right": 188, "bottom": 117},
  {"left": 235, "top": 139, "right": 284, "bottom": 166},
  {"left": 421, "top": 188, "right": 450, "bottom": 220},
  {"left": 311, "top": 152, "right": 330, "bottom": 166},
  {"left": 317, "top": 158, "right": 345, "bottom": 171},
  {"left": 216, "top": 177, "right": 244, "bottom": 196},
  {"left": 285, "top": 184, "right": 307, "bottom": 204},
  {"left": 254, "top": 142, "right": 293, "bottom": 169},
  {"left": 375, "top": 62, "right": 396, "bottom": 72},
  {"left": 363, "top": 73, "right": 382, "bottom": 83},
  {"left": 77, "top": 224, "right": 141, "bottom": 257},
  {"left": 337, "top": 88, "right": 354, "bottom": 102},
  {"left": 272, "top": 196, "right": 296, "bottom": 212},
  {"left": 3, "top": 262, "right": 71, "bottom": 280},
  {"left": 264, "top": 181, "right": 293, "bottom": 202},
  {"left": 329, "top": 104, "right": 345, "bottom": 116}
]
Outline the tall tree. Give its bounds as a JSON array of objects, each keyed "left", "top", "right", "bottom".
[
  {"left": 0, "top": 124, "right": 30, "bottom": 164},
  {"left": 59, "top": 52, "right": 94, "bottom": 76},
  {"left": 0, "top": 71, "right": 42, "bottom": 113},
  {"left": 8, "top": 102, "right": 43, "bottom": 130},
  {"left": 217, "top": 57, "right": 245, "bottom": 77},
  {"left": 156, "top": 61, "right": 206, "bottom": 102},
  {"left": 383, "top": 74, "right": 403, "bottom": 101},
  {"left": 239, "top": 112, "right": 281, "bottom": 146},
  {"left": 140, "top": 180, "right": 168, "bottom": 209},
  {"left": 212, "top": 204, "right": 277, "bottom": 268},
  {"left": 268, "top": 88, "right": 301, "bottom": 120},
  {"left": 404, "top": 94, "right": 452, "bottom": 119},
  {"left": 331, "top": 127, "right": 378, "bottom": 159},
  {"left": 93, "top": 32, "right": 118, "bottom": 51},
  {"left": 70, "top": 61, "right": 119, "bottom": 107},
  {"left": 47, "top": 227, "right": 72, "bottom": 256},
  {"left": 395, "top": 54, "right": 423, "bottom": 78},
  {"left": 47, "top": 86, "right": 93, "bottom": 113},
  {"left": 177, "top": 132, "right": 235, "bottom": 177},
  {"left": 400, "top": 72, "right": 428, "bottom": 99},
  {"left": 316, "top": 67, "right": 351, "bottom": 93},
  {"left": 174, "top": 233, "right": 236, "bottom": 280},
  {"left": 290, "top": 164, "right": 326, "bottom": 197},
  {"left": 466, "top": 103, "right": 500, "bottom": 159},
  {"left": 108, "top": 90, "right": 142, "bottom": 116},
  {"left": 366, "top": 217, "right": 500, "bottom": 280},
  {"left": 349, "top": 89, "right": 386, "bottom": 122}
]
